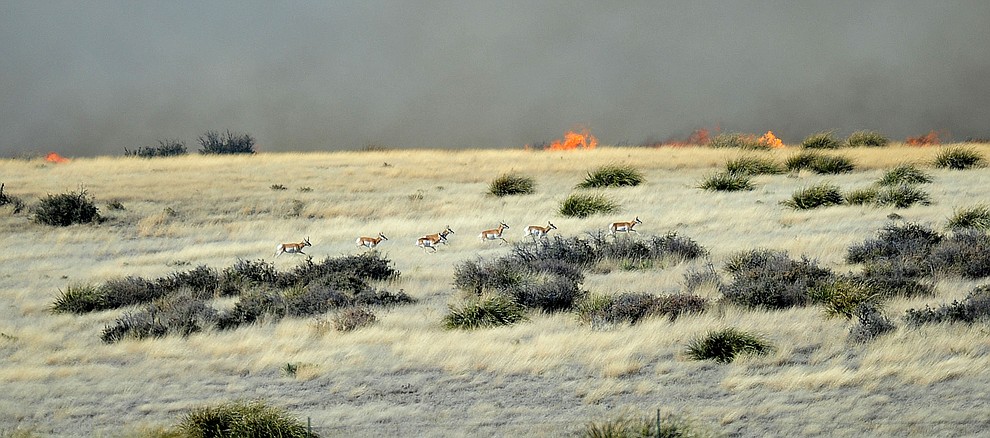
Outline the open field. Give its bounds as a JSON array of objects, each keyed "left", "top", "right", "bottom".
[{"left": 2, "top": 145, "right": 990, "bottom": 436}]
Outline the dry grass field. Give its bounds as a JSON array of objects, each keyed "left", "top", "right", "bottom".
[{"left": 2, "top": 145, "right": 989, "bottom": 437}]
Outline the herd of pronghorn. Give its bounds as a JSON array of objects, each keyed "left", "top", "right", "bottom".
[{"left": 274, "top": 217, "right": 643, "bottom": 258}]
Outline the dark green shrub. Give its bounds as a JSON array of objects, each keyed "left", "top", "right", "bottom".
[
  {"left": 592, "top": 232, "right": 707, "bottom": 264},
  {"left": 577, "top": 164, "right": 644, "bottom": 188},
  {"left": 724, "top": 156, "right": 783, "bottom": 175},
  {"left": 99, "top": 276, "right": 169, "bottom": 309},
  {"left": 124, "top": 138, "right": 187, "bottom": 158},
  {"left": 852, "top": 260, "right": 935, "bottom": 298},
  {"left": 578, "top": 293, "right": 707, "bottom": 327},
  {"left": 177, "top": 400, "right": 316, "bottom": 438},
  {"left": 722, "top": 249, "right": 834, "bottom": 309},
  {"left": 158, "top": 265, "right": 222, "bottom": 299},
  {"left": 905, "top": 285, "right": 990, "bottom": 326},
  {"left": 846, "top": 130, "right": 889, "bottom": 148},
  {"left": 280, "top": 253, "right": 399, "bottom": 291},
  {"left": 849, "top": 304, "right": 895, "bottom": 342},
  {"left": 50, "top": 284, "right": 103, "bottom": 314},
  {"left": 844, "top": 187, "right": 879, "bottom": 205},
  {"left": 812, "top": 276, "right": 877, "bottom": 318},
  {"left": 511, "top": 235, "right": 597, "bottom": 267},
  {"left": 489, "top": 173, "right": 535, "bottom": 197},
  {"left": 332, "top": 307, "right": 377, "bottom": 331},
  {"left": 101, "top": 291, "right": 218, "bottom": 343},
  {"left": 560, "top": 193, "right": 619, "bottom": 218},
  {"left": 877, "top": 164, "right": 933, "bottom": 186},
  {"left": 443, "top": 295, "right": 528, "bottom": 329},
  {"left": 352, "top": 288, "right": 415, "bottom": 307},
  {"left": 0, "top": 183, "right": 25, "bottom": 213},
  {"left": 708, "top": 133, "right": 765, "bottom": 150},
  {"left": 283, "top": 285, "right": 350, "bottom": 317},
  {"left": 198, "top": 130, "right": 256, "bottom": 155},
  {"left": 217, "top": 290, "right": 285, "bottom": 329},
  {"left": 808, "top": 154, "right": 855, "bottom": 174},
  {"left": 784, "top": 151, "right": 823, "bottom": 172},
  {"left": 932, "top": 146, "right": 985, "bottom": 170},
  {"left": 698, "top": 172, "right": 753, "bottom": 192},
  {"left": 947, "top": 205, "right": 990, "bottom": 231},
  {"left": 874, "top": 184, "right": 931, "bottom": 208},
  {"left": 801, "top": 131, "right": 840, "bottom": 149},
  {"left": 510, "top": 275, "right": 586, "bottom": 313},
  {"left": 33, "top": 189, "right": 101, "bottom": 226},
  {"left": 846, "top": 223, "right": 943, "bottom": 265},
  {"left": 220, "top": 259, "right": 280, "bottom": 294},
  {"left": 685, "top": 328, "right": 774, "bottom": 363},
  {"left": 582, "top": 412, "right": 713, "bottom": 438},
  {"left": 782, "top": 183, "right": 844, "bottom": 209}
]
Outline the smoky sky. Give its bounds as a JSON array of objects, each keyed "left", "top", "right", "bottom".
[{"left": 1, "top": 1, "right": 988, "bottom": 156}]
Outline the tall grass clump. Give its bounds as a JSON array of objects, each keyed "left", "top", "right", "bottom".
[
  {"left": 946, "top": 205, "right": 990, "bottom": 231},
  {"left": 722, "top": 249, "right": 834, "bottom": 309},
  {"left": 33, "top": 188, "right": 101, "bottom": 226},
  {"left": 332, "top": 307, "right": 377, "bottom": 332},
  {"left": 488, "top": 173, "right": 535, "bottom": 197},
  {"left": 844, "top": 187, "right": 879, "bottom": 206},
  {"left": 560, "top": 193, "right": 618, "bottom": 218},
  {"left": 784, "top": 151, "right": 822, "bottom": 171},
  {"left": 800, "top": 131, "right": 840, "bottom": 149},
  {"left": 873, "top": 184, "right": 932, "bottom": 209},
  {"left": 846, "top": 130, "right": 889, "bottom": 148},
  {"left": 577, "top": 164, "right": 644, "bottom": 188},
  {"left": 904, "top": 285, "right": 990, "bottom": 326},
  {"left": 932, "top": 146, "right": 985, "bottom": 170},
  {"left": 698, "top": 172, "right": 753, "bottom": 192},
  {"left": 581, "top": 412, "right": 715, "bottom": 438},
  {"left": 685, "top": 328, "right": 774, "bottom": 363},
  {"left": 812, "top": 277, "right": 878, "bottom": 319},
  {"left": 443, "top": 295, "right": 527, "bottom": 329},
  {"left": 808, "top": 154, "right": 855, "bottom": 174},
  {"left": 198, "top": 130, "right": 256, "bottom": 155},
  {"left": 782, "top": 183, "right": 844, "bottom": 209},
  {"left": 50, "top": 284, "right": 103, "bottom": 314},
  {"left": 708, "top": 133, "right": 766, "bottom": 150},
  {"left": 176, "top": 400, "right": 317, "bottom": 438},
  {"left": 877, "top": 164, "right": 933, "bottom": 186},
  {"left": 124, "top": 138, "right": 187, "bottom": 158},
  {"left": 0, "top": 183, "right": 25, "bottom": 213},
  {"left": 724, "top": 156, "right": 783, "bottom": 175}
]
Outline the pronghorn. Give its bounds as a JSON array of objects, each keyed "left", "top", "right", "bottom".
[
  {"left": 356, "top": 232, "right": 388, "bottom": 249},
  {"left": 524, "top": 221, "right": 557, "bottom": 240},
  {"left": 479, "top": 221, "right": 510, "bottom": 244},
  {"left": 274, "top": 237, "right": 311, "bottom": 258},
  {"left": 417, "top": 226, "right": 454, "bottom": 252},
  {"left": 609, "top": 216, "right": 642, "bottom": 235}
]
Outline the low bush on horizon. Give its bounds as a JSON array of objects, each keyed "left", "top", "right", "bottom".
[
  {"left": 175, "top": 400, "right": 317, "bottom": 438},
  {"left": 932, "top": 146, "right": 985, "bottom": 170},
  {"left": 685, "top": 328, "right": 774, "bottom": 363},
  {"left": 33, "top": 188, "right": 101, "bottom": 226},
  {"left": 782, "top": 183, "right": 844, "bottom": 209},
  {"left": 801, "top": 131, "right": 841, "bottom": 149},
  {"left": 846, "top": 130, "right": 889, "bottom": 148},
  {"left": 577, "top": 164, "right": 644, "bottom": 188},
  {"left": 489, "top": 172, "right": 535, "bottom": 197},
  {"left": 560, "top": 193, "right": 619, "bottom": 218},
  {"left": 124, "top": 138, "right": 187, "bottom": 158},
  {"left": 946, "top": 205, "right": 990, "bottom": 231},
  {"left": 724, "top": 156, "right": 784, "bottom": 175},
  {"left": 198, "top": 130, "right": 256, "bottom": 155},
  {"left": 698, "top": 172, "right": 753, "bottom": 192},
  {"left": 784, "top": 151, "right": 855, "bottom": 174}
]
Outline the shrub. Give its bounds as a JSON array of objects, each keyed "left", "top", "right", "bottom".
[
  {"left": 722, "top": 249, "right": 834, "bottom": 309},
  {"left": 217, "top": 290, "right": 285, "bottom": 329},
  {"left": 877, "top": 164, "right": 933, "bottom": 186},
  {"left": 685, "top": 328, "right": 774, "bottom": 363},
  {"left": 904, "top": 285, "right": 990, "bottom": 326},
  {"left": 932, "top": 146, "right": 985, "bottom": 170},
  {"left": 560, "top": 193, "right": 619, "bottom": 218},
  {"left": 510, "top": 275, "right": 586, "bottom": 313},
  {"left": 708, "top": 133, "right": 766, "bottom": 150},
  {"left": 849, "top": 304, "right": 896, "bottom": 342},
  {"left": 489, "top": 173, "right": 535, "bottom": 197},
  {"left": 0, "top": 183, "right": 25, "bottom": 213},
  {"left": 683, "top": 263, "right": 722, "bottom": 294},
  {"left": 582, "top": 412, "right": 713, "bottom": 438},
  {"left": 947, "top": 205, "right": 990, "bottom": 231},
  {"left": 101, "top": 291, "right": 218, "bottom": 343},
  {"left": 578, "top": 164, "right": 644, "bottom": 188},
  {"left": 593, "top": 232, "right": 707, "bottom": 265},
  {"left": 176, "top": 400, "right": 316, "bottom": 438},
  {"left": 33, "top": 189, "right": 101, "bottom": 226},
  {"left": 270, "top": 184, "right": 287, "bottom": 191},
  {"left": 929, "top": 229, "right": 990, "bottom": 279},
  {"left": 198, "top": 130, "right": 256, "bottom": 155},
  {"left": 698, "top": 172, "right": 753, "bottom": 192},
  {"left": 99, "top": 276, "right": 169, "bottom": 309},
  {"left": 511, "top": 235, "right": 598, "bottom": 267},
  {"left": 782, "top": 183, "right": 844, "bottom": 209},
  {"left": 158, "top": 265, "right": 222, "bottom": 299},
  {"left": 332, "top": 307, "right": 377, "bottom": 331},
  {"left": 220, "top": 259, "right": 280, "bottom": 294},
  {"left": 283, "top": 285, "right": 350, "bottom": 317},
  {"left": 808, "top": 154, "right": 855, "bottom": 174},
  {"left": 443, "top": 295, "right": 528, "bottom": 329},
  {"left": 812, "top": 276, "right": 877, "bottom": 318},
  {"left": 801, "top": 131, "right": 840, "bottom": 149},
  {"left": 784, "top": 151, "right": 823, "bottom": 172},
  {"left": 846, "top": 222, "right": 943, "bottom": 265},
  {"left": 50, "top": 284, "right": 103, "bottom": 314},
  {"left": 874, "top": 184, "right": 932, "bottom": 209},
  {"left": 853, "top": 260, "right": 935, "bottom": 298},
  {"left": 846, "top": 130, "right": 889, "bottom": 148},
  {"left": 724, "top": 156, "right": 783, "bottom": 175},
  {"left": 124, "top": 138, "right": 187, "bottom": 158},
  {"left": 844, "top": 187, "right": 879, "bottom": 205},
  {"left": 352, "top": 288, "right": 415, "bottom": 307}
]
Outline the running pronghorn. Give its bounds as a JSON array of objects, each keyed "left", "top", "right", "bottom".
[
  {"left": 274, "top": 237, "right": 311, "bottom": 258},
  {"left": 609, "top": 217, "right": 642, "bottom": 235},
  {"left": 417, "top": 226, "right": 454, "bottom": 252},
  {"left": 479, "top": 221, "right": 510, "bottom": 244},
  {"left": 524, "top": 221, "right": 557, "bottom": 240},
  {"left": 356, "top": 232, "right": 388, "bottom": 249}
]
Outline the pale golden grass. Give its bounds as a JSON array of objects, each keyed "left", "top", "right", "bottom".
[{"left": 2, "top": 144, "right": 990, "bottom": 436}]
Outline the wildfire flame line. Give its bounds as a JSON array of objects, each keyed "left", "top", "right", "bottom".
[
  {"left": 46, "top": 152, "right": 69, "bottom": 163},
  {"left": 759, "top": 131, "right": 784, "bottom": 148},
  {"left": 544, "top": 128, "right": 598, "bottom": 151}
]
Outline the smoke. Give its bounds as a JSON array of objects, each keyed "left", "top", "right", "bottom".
[{"left": 1, "top": 1, "right": 988, "bottom": 156}]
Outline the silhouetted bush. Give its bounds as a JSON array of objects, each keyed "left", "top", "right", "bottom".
[
  {"left": 849, "top": 304, "right": 895, "bottom": 342},
  {"left": 721, "top": 249, "right": 834, "bottom": 309},
  {"left": 801, "top": 131, "right": 840, "bottom": 149},
  {"left": 782, "top": 183, "right": 844, "bottom": 209},
  {"left": 724, "top": 156, "right": 784, "bottom": 175},
  {"left": 443, "top": 296, "right": 527, "bottom": 329},
  {"left": 489, "top": 173, "right": 535, "bottom": 197},
  {"left": 946, "top": 205, "right": 990, "bottom": 231},
  {"left": 176, "top": 400, "right": 317, "bottom": 438},
  {"left": 846, "top": 130, "right": 889, "bottom": 148},
  {"left": 33, "top": 189, "right": 101, "bottom": 226},
  {"left": 904, "top": 285, "right": 990, "bottom": 326},
  {"left": 698, "top": 172, "right": 753, "bottom": 192},
  {"left": 877, "top": 164, "right": 933, "bottom": 186},
  {"left": 685, "top": 328, "right": 774, "bottom": 363},
  {"left": 709, "top": 133, "right": 766, "bottom": 150},
  {"left": 198, "top": 130, "right": 256, "bottom": 155},
  {"left": 559, "top": 193, "right": 619, "bottom": 218},
  {"left": 124, "top": 138, "right": 187, "bottom": 158},
  {"left": 932, "top": 146, "right": 985, "bottom": 170},
  {"left": 577, "top": 164, "right": 644, "bottom": 188}
]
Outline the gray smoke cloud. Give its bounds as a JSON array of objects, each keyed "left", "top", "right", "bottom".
[{"left": 1, "top": 1, "right": 988, "bottom": 156}]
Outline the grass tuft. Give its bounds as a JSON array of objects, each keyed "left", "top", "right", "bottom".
[
  {"left": 782, "top": 183, "right": 844, "bottom": 209},
  {"left": 685, "top": 328, "right": 774, "bottom": 363},
  {"left": 947, "top": 205, "right": 990, "bottom": 231},
  {"left": 724, "top": 156, "right": 783, "bottom": 175},
  {"left": 877, "top": 164, "right": 933, "bottom": 186},
  {"left": 560, "top": 193, "right": 619, "bottom": 218},
  {"left": 800, "top": 131, "right": 841, "bottom": 149},
  {"left": 176, "top": 400, "right": 316, "bottom": 437},
  {"left": 577, "top": 164, "right": 644, "bottom": 188},
  {"left": 697, "top": 172, "right": 753, "bottom": 192},
  {"left": 443, "top": 295, "right": 528, "bottom": 329},
  {"left": 846, "top": 130, "right": 889, "bottom": 148},
  {"left": 489, "top": 173, "right": 536, "bottom": 197},
  {"left": 932, "top": 146, "right": 985, "bottom": 170}
]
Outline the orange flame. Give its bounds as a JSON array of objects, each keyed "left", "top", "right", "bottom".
[
  {"left": 759, "top": 131, "right": 784, "bottom": 148},
  {"left": 545, "top": 128, "right": 598, "bottom": 151},
  {"left": 906, "top": 130, "right": 941, "bottom": 146},
  {"left": 46, "top": 152, "right": 69, "bottom": 163}
]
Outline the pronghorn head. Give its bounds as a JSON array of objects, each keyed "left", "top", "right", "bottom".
[
  {"left": 379, "top": 232, "right": 388, "bottom": 241},
  {"left": 548, "top": 221, "right": 557, "bottom": 230},
  {"left": 445, "top": 225, "right": 454, "bottom": 235},
  {"left": 500, "top": 221, "right": 509, "bottom": 229},
  {"left": 303, "top": 237, "right": 312, "bottom": 247},
  {"left": 634, "top": 216, "right": 642, "bottom": 225}
]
